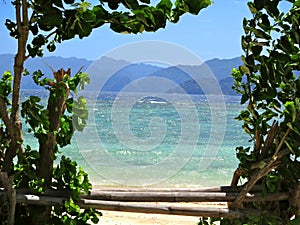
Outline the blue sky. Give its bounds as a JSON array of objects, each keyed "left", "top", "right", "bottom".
[{"left": 0, "top": 0, "right": 250, "bottom": 61}]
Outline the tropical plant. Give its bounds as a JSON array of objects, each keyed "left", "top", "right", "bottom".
[
  {"left": 0, "top": 0, "right": 211, "bottom": 224},
  {"left": 200, "top": 0, "right": 300, "bottom": 224}
]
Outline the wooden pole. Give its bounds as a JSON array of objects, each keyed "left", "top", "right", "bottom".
[
  {"left": 79, "top": 199, "right": 252, "bottom": 218},
  {"left": 0, "top": 190, "right": 289, "bottom": 203},
  {"left": 91, "top": 185, "right": 263, "bottom": 193},
  {"left": 87, "top": 191, "right": 237, "bottom": 202},
  {"left": 4, "top": 193, "right": 260, "bottom": 218},
  {"left": 6, "top": 185, "right": 263, "bottom": 197},
  {"left": 0, "top": 189, "right": 289, "bottom": 218},
  {"left": 84, "top": 191, "right": 289, "bottom": 203}
]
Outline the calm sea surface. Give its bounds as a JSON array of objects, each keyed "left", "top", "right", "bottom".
[{"left": 22, "top": 90, "right": 250, "bottom": 188}]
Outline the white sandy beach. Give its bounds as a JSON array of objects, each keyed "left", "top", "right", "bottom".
[{"left": 96, "top": 202, "right": 226, "bottom": 225}]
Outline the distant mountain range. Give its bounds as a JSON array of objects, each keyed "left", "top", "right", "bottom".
[
  {"left": 0, "top": 54, "right": 92, "bottom": 90},
  {"left": 0, "top": 54, "right": 242, "bottom": 95}
]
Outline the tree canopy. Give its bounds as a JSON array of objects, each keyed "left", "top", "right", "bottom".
[{"left": 5, "top": 0, "right": 211, "bottom": 57}]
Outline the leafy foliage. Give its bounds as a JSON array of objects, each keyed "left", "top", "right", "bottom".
[
  {"left": 210, "top": 0, "right": 300, "bottom": 224},
  {"left": 15, "top": 67, "right": 99, "bottom": 224},
  {"left": 9, "top": 68, "right": 101, "bottom": 224},
  {"left": 3, "top": 0, "right": 213, "bottom": 57},
  {"left": 0, "top": 72, "right": 13, "bottom": 166},
  {"left": 233, "top": 0, "right": 300, "bottom": 184},
  {"left": 13, "top": 147, "right": 101, "bottom": 224},
  {"left": 51, "top": 156, "right": 101, "bottom": 225},
  {"left": 0, "top": 71, "right": 13, "bottom": 105}
]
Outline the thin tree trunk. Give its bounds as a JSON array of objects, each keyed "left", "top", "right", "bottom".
[
  {"left": 3, "top": 0, "right": 29, "bottom": 174},
  {"left": 38, "top": 71, "right": 70, "bottom": 186},
  {"left": 0, "top": 172, "right": 16, "bottom": 225},
  {"left": 35, "top": 69, "right": 70, "bottom": 225},
  {"left": 38, "top": 133, "right": 56, "bottom": 186}
]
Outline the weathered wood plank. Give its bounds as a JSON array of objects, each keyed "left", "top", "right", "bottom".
[
  {"left": 86, "top": 192, "right": 237, "bottom": 202},
  {"left": 91, "top": 185, "right": 263, "bottom": 193},
  {"left": 0, "top": 190, "right": 286, "bottom": 218},
  {"left": 79, "top": 199, "right": 248, "bottom": 218},
  {"left": 84, "top": 191, "right": 289, "bottom": 202},
  {"left": 0, "top": 190, "right": 289, "bottom": 203},
  {"left": 1, "top": 185, "right": 263, "bottom": 198},
  {"left": 15, "top": 194, "right": 65, "bottom": 206},
  {"left": 12, "top": 194, "right": 257, "bottom": 218}
]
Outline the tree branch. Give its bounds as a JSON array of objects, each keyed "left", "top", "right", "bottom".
[
  {"left": 230, "top": 148, "right": 289, "bottom": 209},
  {"left": 273, "top": 128, "right": 291, "bottom": 156},
  {"left": 45, "top": 30, "right": 57, "bottom": 40},
  {"left": 260, "top": 121, "right": 279, "bottom": 159},
  {"left": 231, "top": 167, "right": 244, "bottom": 187}
]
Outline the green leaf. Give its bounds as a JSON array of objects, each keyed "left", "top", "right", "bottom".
[
  {"left": 241, "top": 93, "right": 249, "bottom": 104},
  {"left": 265, "top": 0, "right": 280, "bottom": 17},
  {"left": 157, "top": 0, "right": 172, "bottom": 13},
  {"left": 39, "top": 13, "right": 63, "bottom": 31},
  {"left": 287, "top": 122, "right": 300, "bottom": 136},
  {"left": 92, "top": 5, "right": 108, "bottom": 28},
  {"left": 285, "top": 101, "right": 297, "bottom": 122},
  {"left": 47, "top": 41, "right": 56, "bottom": 52},
  {"left": 123, "top": 0, "right": 139, "bottom": 10},
  {"left": 78, "top": 20, "right": 92, "bottom": 38},
  {"left": 258, "top": 14, "right": 271, "bottom": 30},
  {"left": 270, "top": 51, "right": 290, "bottom": 62},
  {"left": 182, "top": 0, "right": 211, "bottom": 15},
  {"left": 284, "top": 139, "right": 295, "bottom": 154},
  {"left": 252, "top": 28, "right": 271, "bottom": 40},
  {"left": 32, "top": 34, "right": 46, "bottom": 47},
  {"left": 91, "top": 214, "right": 100, "bottom": 224},
  {"left": 0, "top": 71, "right": 13, "bottom": 103},
  {"left": 66, "top": 197, "right": 81, "bottom": 213},
  {"left": 251, "top": 45, "right": 262, "bottom": 56},
  {"left": 295, "top": 98, "right": 300, "bottom": 111},
  {"left": 254, "top": 0, "right": 265, "bottom": 10},
  {"left": 247, "top": 2, "right": 257, "bottom": 14},
  {"left": 108, "top": 0, "right": 120, "bottom": 10},
  {"left": 291, "top": 54, "right": 299, "bottom": 61},
  {"left": 5, "top": 19, "right": 20, "bottom": 39},
  {"left": 278, "top": 36, "right": 291, "bottom": 52},
  {"left": 239, "top": 65, "right": 251, "bottom": 75},
  {"left": 27, "top": 44, "right": 40, "bottom": 58},
  {"left": 110, "top": 22, "right": 131, "bottom": 34},
  {"left": 30, "top": 23, "right": 39, "bottom": 35},
  {"left": 266, "top": 177, "right": 277, "bottom": 192},
  {"left": 152, "top": 9, "right": 166, "bottom": 28},
  {"left": 81, "top": 10, "right": 96, "bottom": 22}
]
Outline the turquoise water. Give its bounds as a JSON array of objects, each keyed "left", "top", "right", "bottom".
[{"left": 22, "top": 91, "right": 250, "bottom": 188}]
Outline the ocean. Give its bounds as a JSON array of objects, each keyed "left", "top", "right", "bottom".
[{"left": 22, "top": 90, "right": 250, "bottom": 188}]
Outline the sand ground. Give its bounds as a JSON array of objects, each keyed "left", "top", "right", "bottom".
[{"left": 96, "top": 202, "right": 226, "bottom": 225}]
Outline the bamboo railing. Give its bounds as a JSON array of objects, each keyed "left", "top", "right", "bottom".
[{"left": 0, "top": 185, "right": 290, "bottom": 218}]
